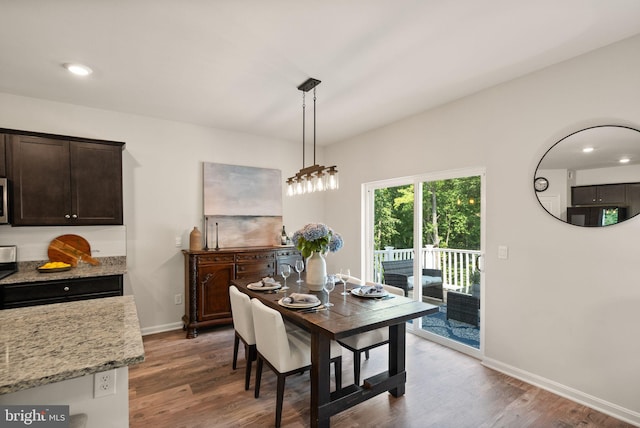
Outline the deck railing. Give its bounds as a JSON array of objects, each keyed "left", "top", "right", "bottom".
[{"left": 373, "top": 246, "right": 481, "bottom": 294}]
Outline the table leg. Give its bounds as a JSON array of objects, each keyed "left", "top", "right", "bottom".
[
  {"left": 310, "top": 331, "right": 332, "bottom": 428},
  {"left": 388, "top": 322, "right": 406, "bottom": 397}
]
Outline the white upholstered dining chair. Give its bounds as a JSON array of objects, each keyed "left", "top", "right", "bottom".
[
  {"left": 229, "top": 285, "right": 258, "bottom": 390},
  {"left": 337, "top": 279, "right": 405, "bottom": 385},
  {"left": 250, "top": 298, "right": 343, "bottom": 428}
]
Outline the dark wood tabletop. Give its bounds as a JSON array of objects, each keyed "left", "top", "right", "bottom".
[{"left": 231, "top": 275, "right": 438, "bottom": 428}]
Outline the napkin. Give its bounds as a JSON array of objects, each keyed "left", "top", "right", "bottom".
[
  {"left": 248, "top": 277, "right": 281, "bottom": 288},
  {"left": 359, "top": 283, "right": 384, "bottom": 294},
  {"left": 282, "top": 293, "right": 320, "bottom": 304}
]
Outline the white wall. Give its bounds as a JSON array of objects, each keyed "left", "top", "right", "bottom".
[
  {"left": 0, "top": 94, "right": 324, "bottom": 333},
  {"left": 322, "top": 34, "right": 640, "bottom": 424}
]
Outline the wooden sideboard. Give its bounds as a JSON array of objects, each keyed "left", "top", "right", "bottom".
[{"left": 182, "top": 246, "right": 301, "bottom": 338}]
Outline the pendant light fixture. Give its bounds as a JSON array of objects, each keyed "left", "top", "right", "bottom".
[{"left": 286, "top": 78, "right": 339, "bottom": 196}]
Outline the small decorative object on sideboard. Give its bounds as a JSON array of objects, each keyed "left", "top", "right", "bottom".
[
  {"left": 281, "top": 225, "right": 288, "bottom": 245},
  {"left": 189, "top": 226, "right": 202, "bottom": 250},
  {"left": 291, "top": 223, "right": 343, "bottom": 290}
]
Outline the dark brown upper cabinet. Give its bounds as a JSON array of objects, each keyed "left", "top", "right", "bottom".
[
  {"left": 572, "top": 183, "right": 626, "bottom": 206},
  {"left": 0, "top": 134, "right": 6, "bottom": 177},
  {"left": 5, "top": 130, "right": 124, "bottom": 226}
]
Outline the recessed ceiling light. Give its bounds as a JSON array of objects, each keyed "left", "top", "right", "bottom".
[
  {"left": 582, "top": 147, "right": 594, "bottom": 153},
  {"left": 619, "top": 157, "right": 630, "bottom": 163},
  {"left": 63, "top": 63, "right": 93, "bottom": 76}
]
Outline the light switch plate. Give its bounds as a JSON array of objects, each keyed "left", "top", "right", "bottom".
[{"left": 498, "top": 245, "right": 508, "bottom": 260}]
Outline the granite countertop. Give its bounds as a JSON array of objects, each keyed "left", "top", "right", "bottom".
[
  {"left": 0, "top": 295, "right": 145, "bottom": 395},
  {"left": 0, "top": 256, "right": 127, "bottom": 285}
]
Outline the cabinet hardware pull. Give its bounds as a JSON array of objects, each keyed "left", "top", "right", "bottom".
[
  {"left": 65, "top": 214, "right": 71, "bottom": 219},
  {"left": 64, "top": 286, "right": 70, "bottom": 291}
]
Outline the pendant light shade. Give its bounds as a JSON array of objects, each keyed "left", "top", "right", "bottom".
[{"left": 286, "top": 78, "right": 339, "bottom": 196}]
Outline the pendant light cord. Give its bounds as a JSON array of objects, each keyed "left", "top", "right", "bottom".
[
  {"left": 302, "top": 91, "right": 306, "bottom": 168},
  {"left": 313, "top": 87, "right": 317, "bottom": 165}
]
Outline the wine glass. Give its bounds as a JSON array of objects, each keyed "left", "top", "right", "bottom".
[
  {"left": 280, "top": 264, "right": 291, "bottom": 290},
  {"left": 339, "top": 268, "right": 351, "bottom": 295},
  {"left": 295, "top": 259, "right": 304, "bottom": 283},
  {"left": 323, "top": 275, "right": 336, "bottom": 307}
]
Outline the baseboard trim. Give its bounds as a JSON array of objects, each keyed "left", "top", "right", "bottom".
[
  {"left": 140, "top": 322, "right": 183, "bottom": 336},
  {"left": 482, "top": 357, "right": 640, "bottom": 427}
]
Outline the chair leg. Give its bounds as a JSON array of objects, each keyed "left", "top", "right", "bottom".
[
  {"left": 255, "top": 357, "right": 263, "bottom": 399},
  {"left": 244, "top": 345, "right": 256, "bottom": 391},
  {"left": 275, "top": 374, "right": 286, "bottom": 428},
  {"left": 334, "top": 357, "right": 342, "bottom": 391},
  {"left": 232, "top": 334, "right": 240, "bottom": 370},
  {"left": 353, "top": 351, "right": 362, "bottom": 385},
  {"left": 364, "top": 349, "right": 370, "bottom": 360}
]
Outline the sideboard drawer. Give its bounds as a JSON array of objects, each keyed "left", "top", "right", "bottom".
[
  {"left": 235, "top": 251, "right": 275, "bottom": 263},
  {"left": 235, "top": 261, "right": 275, "bottom": 279},
  {"left": 197, "top": 254, "right": 235, "bottom": 264}
]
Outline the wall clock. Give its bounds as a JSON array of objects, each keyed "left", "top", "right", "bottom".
[{"left": 534, "top": 177, "right": 549, "bottom": 192}]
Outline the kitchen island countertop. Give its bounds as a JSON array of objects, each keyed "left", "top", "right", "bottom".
[{"left": 0, "top": 295, "right": 144, "bottom": 395}]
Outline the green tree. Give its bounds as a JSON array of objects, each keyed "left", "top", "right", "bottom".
[{"left": 374, "top": 176, "right": 480, "bottom": 251}]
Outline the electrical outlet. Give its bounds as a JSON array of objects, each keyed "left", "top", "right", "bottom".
[
  {"left": 94, "top": 369, "right": 116, "bottom": 398},
  {"left": 174, "top": 293, "right": 182, "bottom": 305},
  {"left": 175, "top": 237, "right": 182, "bottom": 248}
]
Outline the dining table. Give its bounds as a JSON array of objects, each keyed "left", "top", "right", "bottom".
[{"left": 231, "top": 274, "right": 438, "bottom": 428}]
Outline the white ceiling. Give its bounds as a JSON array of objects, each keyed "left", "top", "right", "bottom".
[{"left": 1, "top": 1, "right": 640, "bottom": 145}]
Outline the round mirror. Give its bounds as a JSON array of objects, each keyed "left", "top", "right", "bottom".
[{"left": 534, "top": 125, "right": 640, "bottom": 227}]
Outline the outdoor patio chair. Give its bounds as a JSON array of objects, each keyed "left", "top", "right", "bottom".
[
  {"left": 381, "top": 259, "right": 443, "bottom": 300},
  {"left": 446, "top": 291, "right": 479, "bottom": 327}
]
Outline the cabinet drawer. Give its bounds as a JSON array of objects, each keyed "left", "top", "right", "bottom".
[
  {"left": 276, "top": 249, "right": 299, "bottom": 258},
  {"left": 235, "top": 251, "right": 275, "bottom": 263},
  {"left": 196, "top": 254, "right": 235, "bottom": 264},
  {"left": 2, "top": 275, "right": 123, "bottom": 306},
  {"left": 235, "top": 261, "right": 275, "bottom": 279}
]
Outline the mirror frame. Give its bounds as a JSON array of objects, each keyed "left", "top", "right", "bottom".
[{"left": 534, "top": 124, "right": 640, "bottom": 227}]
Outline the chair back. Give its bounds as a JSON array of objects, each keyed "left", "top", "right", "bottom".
[
  {"left": 366, "top": 281, "right": 405, "bottom": 297},
  {"left": 229, "top": 285, "right": 255, "bottom": 345},
  {"left": 346, "top": 275, "right": 365, "bottom": 285},
  {"left": 251, "top": 299, "right": 296, "bottom": 371}
]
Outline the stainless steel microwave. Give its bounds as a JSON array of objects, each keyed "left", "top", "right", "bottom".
[{"left": 0, "top": 178, "right": 8, "bottom": 224}]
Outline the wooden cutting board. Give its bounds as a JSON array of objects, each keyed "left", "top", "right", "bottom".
[{"left": 47, "top": 234, "right": 100, "bottom": 267}]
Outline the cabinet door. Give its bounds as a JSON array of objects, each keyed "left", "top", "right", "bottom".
[
  {"left": 597, "top": 184, "right": 625, "bottom": 205},
  {"left": 572, "top": 187, "right": 597, "bottom": 205},
  {"left": 7, "top": 135, "right": 71, "bottom": 225},
  {"left": 197, "top": 262, "right": 234, "bottom": 322},
  {"left": 70, "top": 141, "right": 123, "bottom": 224}
]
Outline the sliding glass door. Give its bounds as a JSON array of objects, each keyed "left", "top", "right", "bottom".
[{"left": 364, "top": 168, "right": 484, "bottom": 357}]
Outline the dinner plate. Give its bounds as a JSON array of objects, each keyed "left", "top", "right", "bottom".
[
  {"left": 248, "top": 282, "right": 281, "bottom": 291},
  {"left": 277, "top": 297, "right": 321, "bottom": 309},
  {"left": 351, "top": 287, "right": 388, "bottom": 298}
]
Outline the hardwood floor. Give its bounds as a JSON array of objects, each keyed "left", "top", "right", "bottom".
[{"left": 129, "top": 327, "right": 631, "bottom": 428}]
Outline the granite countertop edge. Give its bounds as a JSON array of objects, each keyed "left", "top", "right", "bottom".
[
  {"left": 0, "top": 355, "right": 145, "bottom": 395},
  {"left": 0, "top": 256, "right": 127, "bottom": 285}
]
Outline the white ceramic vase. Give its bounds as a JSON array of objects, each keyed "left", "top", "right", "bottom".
[{"left": 305, "top": 251, "right": 326, "bottom": 290}]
